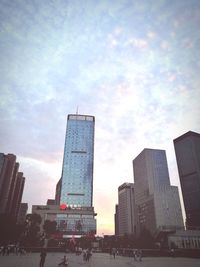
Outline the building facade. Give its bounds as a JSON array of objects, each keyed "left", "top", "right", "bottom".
[
  {"left": 60, "top": 114, "right": 95, "bottom": 208},
  {"left": 114, "top": 204, "right": 119, "bottom": 235},
  {"left": 55, "top": 178, "right": 61, "bottom": 205},
  {"left": 117, "top": 183, "right": 136, "bottom": 236},
  {"left": 17, "top": 203, "right": 28, "bottom": 225},
  {"left": 173, "top": 131, "right": 200, "bottom": 229},
  {"left": 40, "top": 114, "right": 97, "bottom": 237},
  {"left": 168, "top": 230, "right": 200, "bottom": 249},
  {"left": 32, "top": 205, "right": 96, "bottom": 237},
  {"left": 133, "top": 149, "right": 184, "bottom": 236},
  {"left": 0, "top": 153, "right": 25, "bottom": 219}
]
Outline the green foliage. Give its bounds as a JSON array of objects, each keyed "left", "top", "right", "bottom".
[
  {"left": 22, "top": 213, "right": 42, "bottom": 246},
  {"left": 43, "top": 220, "right": 57, "bottom": 236},
  {"left": 0, "top": 214, "right": 17, "bottom": 244},
  {"left": 136, "top": 228, "right": 155, "bottom": 248}
]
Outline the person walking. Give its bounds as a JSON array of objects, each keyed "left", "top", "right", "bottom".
[
  {"left": 39, "top": 249, "right": 47, "bottom": 267},
  {"left": 58, "top": 255, "right": 68, "bottom": 266},
  {"left": 137, "top": 249, "right": 142, "bottom": 261},
  {"left": 86, "top": 248, "right": 92, "bottom": 262},
  {"left": 112, "top": 247, "right": 117, "bottom": 259}
]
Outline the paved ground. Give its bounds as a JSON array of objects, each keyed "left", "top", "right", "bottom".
[{"left": 0, "top": 252, "right": 199, "bottom": 267}]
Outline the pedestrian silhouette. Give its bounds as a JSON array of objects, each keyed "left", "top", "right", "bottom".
[{"left": 39, "top": 249, "right": 47, "bottom": 267}]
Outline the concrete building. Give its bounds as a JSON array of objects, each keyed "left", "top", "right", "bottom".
[
  {"left": 46, "top": 199, "right": 56, "bottom": 205},
  {"left": 168, "top": 230, "right": 200, "bottom": 249},
  {"left": 133, "top": 149, "right": 184, "bottom": 236},
  {"left": 114, "top": 204, "right": 119, "bottom": 236},
  {"left": 32, "top": 204, "right": 96, "bottom": 237},
  {"left": 60, "top": 114, "right": 95, "bottom": 208},
  {"left": 117, "top": 183, "right": 136, "bottom": 236},
  {"left": 0, "top": 153, "right": 25, "bottom": 219},
  {"left": 55, "top": 178, "right": 61, "bottom": 205},
  {"left": 17, "top": 203, "right": 28, "bottom": 224},
  {"left": 0, "top": 154, "right": 17, "bottom": 214},
  {"left": 11, "top": 172, "right": 25, "bottom": 218},
  {"left": 173, "top": 131, "right": 200, "bottom": 229}
]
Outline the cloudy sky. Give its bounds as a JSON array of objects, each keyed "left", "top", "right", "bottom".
[{"left": 0, "top": 0, "right": 200, "bottom": 235}]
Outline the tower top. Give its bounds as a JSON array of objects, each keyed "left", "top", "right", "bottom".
[
  {"left": 68, "top": 114, "right": 95, "bottom": 122},
  {"left": 173, "top": 131, "right": 200, "bottom": 143}
]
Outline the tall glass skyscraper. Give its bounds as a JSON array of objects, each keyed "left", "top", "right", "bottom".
[
  {"left": 60, "top": 114, "right": 95, "bottom": 208},
  {"left": 133, "top": 148, "right": 184, "bottom": 235}
]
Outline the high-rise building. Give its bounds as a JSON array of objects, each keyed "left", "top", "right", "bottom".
[
  {"left": 17, "top": 203, "right": 28, "bottom": 224},
  {"left": 133, "top": 149, "right": 184, "bottom": 236},
  {"left": 60, "top": 114, "right": 95, "bottom": 208},
  {"left": 42, "top": 114, "right": 97, "bottom": 238},
  {"left": 11, "top": 172, "right": 25, "bottom": 218},
  {"left": 114, "top": 204, "right": 119, "bottom": 236},
  {"left": 0, "top": 153, "right": 25, "bottom": 219},
  {"left": 117, "top": 183, "right": 136, "bottom": 236},
  {"left": 173, "top": 131, "right": 200, "bottom": 229},
  {"left": 55, "top": 178, "right": 61, "bottom": 205}
]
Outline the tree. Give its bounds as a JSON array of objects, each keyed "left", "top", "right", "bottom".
[
  {"left": 43, "top": 220, "right": 57, "bottom": 237},
  {"left": 0, "top": 214, "right": 16, "bottom": 244},
  {"left": 23, "top": 213, "right": 42, "bottom": 246},
  {"left": 136, "top": 228, "right": 155, "bottom": 248}
]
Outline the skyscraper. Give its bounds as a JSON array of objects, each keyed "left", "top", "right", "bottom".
[
  {"left": 117, "top": 183, "right": 136, "bottom": 236},
  {"left": 173, "top": 131, "right": 200, "bottom": 229},
  {"left": 114, "top": 204, "right": 119, "bottom": 235},
  {"left": 0, "top": 153, "right": 25, "bottom": 219},
  {"left": 60, "top": 114, "right": 95, "bottom": 208},
  {"left": 133, "top": 149, "right": 184, "bottom": 235},
  {"left": 44, "top": 114, "right": 97, "bottom": 237}
]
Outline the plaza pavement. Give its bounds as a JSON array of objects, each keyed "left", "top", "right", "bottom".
[{"left": 0, "top": 252, "right": 199, "bottom": 267}]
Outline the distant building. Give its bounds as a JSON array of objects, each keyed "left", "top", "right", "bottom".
[
  {"left": 174, "top": 131, "right": 200, "bottom": 229},
  {"left": 0, "top": 153, "right": 17, "bottom": 214},
  {"left": 11, "top": 172, "right": 25, "bottom": 218},
  {"left": 46, "top": 199, "right": 56, "bottom": 205},
  {"left": 114, "top": 204, "right": 119, "bottom": 236},
  {"left": 17, "top": 203, "right": 28, "bottom": 224},
  {"left": 133, "top": 149, "right": 184, "bottom": 236},
  {"left": 117, "top": 183, "right": 136, "bottom": 236},
  {"left": 55, "top": 178, "right": 61, "bottom": 205},
  {"left": 168, "top": 230, "right": 200, "bottom": 249},
  {"left": 0, "top": 153, "right": 25, "bottom": 219}
]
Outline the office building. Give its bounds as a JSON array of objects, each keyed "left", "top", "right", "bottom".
[
  {"left": 60, "top": 114, "right": 95, "bottom": 207},
  {"left": 17, "top": 203, "right": 28, "bottom": 224},
  {"left": 46, "top": 199, "right": 56, "bottom": 205},
  {"left": 133, "top": 149, "right": 184, "bottom": 236},
  {"left": 0, "top": 153, "right": 17, "bottom": 213},
  {"left": 55, "top": 178, "right": 61, "bottom": 205},
  {"left": 114, "top": 204, "right": 119, "bottom": 235},
  {"left": 117, "top": 183, "right": 136, "bottom": 236},
  {"left": 11, "top": 172, "right": 25, "bottom": 218},
  {"left": 174, "top": 131, "right": 200, "bottom": 229},
  {"left": 32, "top": 204, "right": 96, "bottom": 237},
  {"left": 0, "top": 153, "right": 25, "bottom": 219},
  {"left": 43, "top": 114, "right": 96, "bottom": 237},
  {"left": 167, "top": 229, "right": 200, "bottom": 249}
]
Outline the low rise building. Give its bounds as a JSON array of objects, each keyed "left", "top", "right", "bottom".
[
  {"left": 168, "top": 230, "right": 200, "bottom": 249},
  {"left": 32, "top": 204, "right": 97, "bottom": 238}
]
